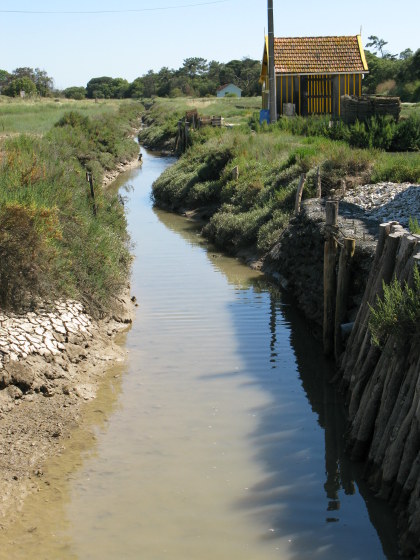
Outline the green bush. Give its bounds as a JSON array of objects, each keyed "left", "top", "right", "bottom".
[
  {"left": 369, "top": 267, "right": 420, "bottom": 347},
  {"left": 391, "top": 114, "right": 420, "bottom": 151}
]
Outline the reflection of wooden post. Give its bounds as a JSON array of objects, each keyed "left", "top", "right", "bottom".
[
  {"left": 294, "top": 173, "right": 306, "bottom": 215},
  {"left": 316, "top": 166, "right": 322, "bottom": 198},
  {"left": 323, "top": 200, "right": 338, "bottom": 356},
  {"left": 86, "top": 172, "right": 97, "bottom": 216},
  {"left": 334, "top": 238, "right": 355, "bottom": 360}
]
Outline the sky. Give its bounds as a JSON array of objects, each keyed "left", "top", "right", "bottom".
[{"left": 0, "top": 0, "right": 419, "bottom": 90}]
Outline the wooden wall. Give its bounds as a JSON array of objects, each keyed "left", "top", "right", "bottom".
[{"left": 276, "top": 73, "right": 363, "bottom": 117}]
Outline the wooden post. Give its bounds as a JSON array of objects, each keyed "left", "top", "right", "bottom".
[
  {"left": 316, "top": 166, "right": 322, "bottom": 198},
  {"left": 323, "top": 200, "right": 339, "bottom": 356},
  {"left": 340, "top": 179, "right": 346, "bottom": 196},
  {"left": 86, "top": 172, "right": 97, "bottom": 216},
  {"left": 294, "top": 173, "right": 306, "bottom": 215},
  {"left": 334, "top": 237, "right": 356, "bottom": 360},
  {"left": 232, "top": 166, "right": 239, "bottom": 180}
]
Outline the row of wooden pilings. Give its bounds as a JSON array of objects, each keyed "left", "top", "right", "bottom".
[
  {"left": 322, "top": 199, "right": 355, "bottom": 360},
  {"left": 294, "top": 171, "right": 355, "bottom": 360}
]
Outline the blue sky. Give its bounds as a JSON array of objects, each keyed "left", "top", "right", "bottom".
[{"left": 0, "top": 0, "right": 418, "bottom": 89}]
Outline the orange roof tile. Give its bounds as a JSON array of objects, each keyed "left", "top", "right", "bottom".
[{"left": 272, "top": 36, "right": 368, "bottom": 74}]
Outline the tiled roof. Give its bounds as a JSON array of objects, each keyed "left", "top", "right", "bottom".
[{"left": 273, "top": 36, "right": 368, "bottom": 74}]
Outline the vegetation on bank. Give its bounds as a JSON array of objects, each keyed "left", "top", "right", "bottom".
[
  {"left": 271, "top": 112, "right": 420, "bottom": 152},
  {"left": 369, "top": 267, "right": 420, "bottom": 348},
  {"left": 0, "top": 100, "right": 143, "bottom": 315},
  {"left": 148, "top": 97, "right": 420, "bottom": 259}
]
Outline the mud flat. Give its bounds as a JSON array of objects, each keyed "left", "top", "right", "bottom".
[{"left": 0, "top": 291, "right": 135, "bottom": 530}]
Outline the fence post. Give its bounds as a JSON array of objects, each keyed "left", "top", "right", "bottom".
[
  {"left": 323, "top": 199, "right": 339, "bottom": 356},
  {"left": 86, "top": 172, "right": 97, "bottom": 216},
  {"left": 316, "top": 166, "right": 322, "bottom": 198},
  {"left": 334, "top": 237, "right": 356, "bottom": 360},
  {"left": 294, "top": 173, "right": 306, "bottom": 215}
]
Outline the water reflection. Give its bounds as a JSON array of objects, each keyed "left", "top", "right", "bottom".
[{"left": 155, "top": 205, "right": 399, "bottom": 559}]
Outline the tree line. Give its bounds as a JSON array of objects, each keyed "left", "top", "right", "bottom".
[
  {"left": 0, "top": 42, "right": 419, "bottom": 102},
  {"left": 0, "top": 57, "right": 262, "bottom": 100}
]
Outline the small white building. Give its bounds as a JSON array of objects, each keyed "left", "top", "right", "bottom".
[{"left": 217, "top": 84, "right": 242, "bottom": 98}]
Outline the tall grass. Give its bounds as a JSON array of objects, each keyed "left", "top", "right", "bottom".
[{"left": 0, "top": 102, "right": 143, "bottom": 314}]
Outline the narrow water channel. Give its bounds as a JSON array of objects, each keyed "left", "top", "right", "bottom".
[{"left": 1, "top": 150, "right": 399, "bottom": 559}]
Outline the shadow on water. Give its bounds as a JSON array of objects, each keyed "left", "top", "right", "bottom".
[{"left": 155, "top": 205, "right": 400, "bottom": 560}]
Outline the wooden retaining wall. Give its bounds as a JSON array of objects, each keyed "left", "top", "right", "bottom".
[{"left": 337, "top": 222, "right": 420, "bottom": 557}]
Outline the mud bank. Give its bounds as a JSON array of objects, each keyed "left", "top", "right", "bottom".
[{"left": 0, "top": 291, "right": 135, "bottom": 530}]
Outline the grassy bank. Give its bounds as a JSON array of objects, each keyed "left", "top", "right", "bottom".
[
  {"left": 0, "top": 100, "right": 143, "bottom": 315},
  {"left": 148, "top": 97, "right": 420, "bottom": 257}
]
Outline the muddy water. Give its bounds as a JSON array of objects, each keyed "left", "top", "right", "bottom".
[{"left": 0, "top": 150, "right": 399, "bottom": 559}]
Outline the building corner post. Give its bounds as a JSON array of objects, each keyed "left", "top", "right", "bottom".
[{"left": 268, "top": 0, "right": 277, "bottom": 123}]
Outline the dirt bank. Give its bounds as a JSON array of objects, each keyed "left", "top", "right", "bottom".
[{"left": 0, "top": 291, "right": 136, "bottom": 530}]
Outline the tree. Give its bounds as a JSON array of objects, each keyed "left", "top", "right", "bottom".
[
  {"left": 3, "top": 76, "right": 37, "bottom": 97},
  {"left": 63, "top": 86, "right": 86, "bottom": 100},
  {"left": 126, "top": 78, "right": 144, "bottom": 99},
  {"left": 34, "top": 68, "right": 54, "bottom": 96},
  {"left": 9, "top": 67, "right": 53, "bottom": 96},
  {"left": 366, "top": 36, "right": 396, "bottom": 59},
  {"left": 0, "top": 69, "right": 10, "bottom": 92},
  {"left": 12, "top": 67, "right": 36, "bottom": 82},
  {"left": 142, "top": 70, "right": 157, "bottom": 98},
  {"left": 181, "top": 57, "right": 208, "bottom": 78},
  {"left": 400, "top": 48, "right": 414, "bottom": 61},
  {"left": 86, "top": 76, "right": 114, "bottom": 98}
]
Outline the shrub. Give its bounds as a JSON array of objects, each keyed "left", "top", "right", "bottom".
[
  {"left": 63, "top": 86, "right": 86, "bottom": 100},
  {"left": 391, "top": 114, "right": 420, "bottom": 151},
  {"left": 0, "top": 203, "right": 60, "bottom": 309},
  {"left": 369, "top": 267, "right": 420, "bottom": 347},
  {"left": 257, "top": 209, "right": 290, "bottom": 253}
]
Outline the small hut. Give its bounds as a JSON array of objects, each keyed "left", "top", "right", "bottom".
[{"left": 260, "top": 35, "right": 369, "bottom": 118}]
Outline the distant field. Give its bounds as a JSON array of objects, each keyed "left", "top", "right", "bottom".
[
  {"left": 149, "top": 96, "right": 262, "bottom": 125},
  {"left": 0, "top": 97, "right": 136, "bottom": 136}
]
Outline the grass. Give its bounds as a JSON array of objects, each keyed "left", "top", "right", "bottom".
[
  {"left": 401, "top": 102, "right": 420, "bottom": 119},
  {"left": 0, "top": 100, "right": 143, "bottom": 314},
  {"left": 0, "top": 96, "right": 135, "bottom": 136}
]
